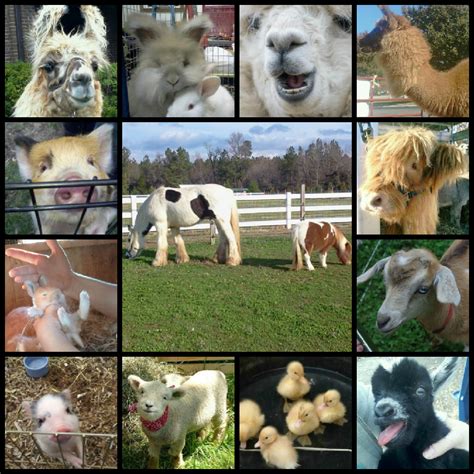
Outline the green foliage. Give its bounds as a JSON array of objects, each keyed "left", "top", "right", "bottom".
[
  {"left": 5, "top": 62, "right": 32, "bottom": 117},
  {"left": 357, "top": 239, "right": 464, "bottom": 352},
  {"left": 4, "top": 62, "right": 117, "bottom": 117},
  {"left": 122, "top": 235, "right": 352, "bottom": 352}
]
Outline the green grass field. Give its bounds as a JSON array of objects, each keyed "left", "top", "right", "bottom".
[
  {"left": 123, "top": 235, "right": 352, "bottom": 352},
  {"left": 357, "top": 239, "right": 464, "bottom": 352}
]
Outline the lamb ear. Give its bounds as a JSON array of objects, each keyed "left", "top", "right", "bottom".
[
  {"left": 128, "top": 374, "right": 145, "bottom": 391},
  {"left": 171, "top": 387, "right": 186, "bottom": 399},
  {"left": 181, "top": 14, "right": 213, "bottom": 42},
  {"left": 357, "top": 256, "right": 390, "bottom": 285},
  {"left": 434, "top": 266, "right": 461, "bottom": 305},
  {"left": 431, "top": 357, "right": 459, "bottom": 393},
  {"left": 200, "top": 76, "right": 221, "bottom": 99}
]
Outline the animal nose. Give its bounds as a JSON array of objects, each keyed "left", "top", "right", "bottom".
[
  {"left": 377, "top": 313, "right": 391, "bottom": 330},
  {"left": 167, "top": 75, "right": 179, "bottom": 86},
  {"left": 266, "top": 29, "right": 307, "bottom": 54},
  {"left": 71, "top": 72, "right": 92, "bottom": 86},
  {"left": 375, "top": 401, "right": 396, "bottom": 418},
  {"left": 54, "top": 184, "right": 96, "bottom": 205},
  {"left": 145, "top": 403, "right": 153, "bottom": 409}
]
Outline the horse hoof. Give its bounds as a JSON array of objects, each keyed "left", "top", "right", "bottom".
[
  {"left": 152, "top": 259, "right": 167, "bottom": 267},
  {"left": 226, "top": 258, "right": 240, "bottom": 266}
]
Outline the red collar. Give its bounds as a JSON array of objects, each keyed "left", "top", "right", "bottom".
[
  {"left": 141, "top": 405, "right": 170, "bottom": 432},
  {"left": 432, "top": 304, "right": 455, "bottom": 334}
]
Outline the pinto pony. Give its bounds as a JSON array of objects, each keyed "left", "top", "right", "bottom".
[
  {"left": 292, "top": 221, "right": 352, "bottom": 271},
  {"left": 125, "top": 184, "right": 241, "bottom": 266}
]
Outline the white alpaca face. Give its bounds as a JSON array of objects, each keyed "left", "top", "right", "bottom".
[{"left": 241, "top": 5, "right": 352, "bottom": 117}]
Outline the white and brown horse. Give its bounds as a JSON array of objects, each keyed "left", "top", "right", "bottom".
[
  {"left": 125, "top": 184, "right": 241, "bottom": 266},
  {"left": 292, "top": 221, "right": 352, "bottom": 271}
]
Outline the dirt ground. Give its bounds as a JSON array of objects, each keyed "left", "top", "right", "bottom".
[{"left": 357, "top": 357, "right": 467, "bottom": 419}]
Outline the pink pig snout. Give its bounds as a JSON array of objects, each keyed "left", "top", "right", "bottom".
[
  {"left": 54, "top": 175, "right": 98, "bottom": 207},
  {"left": 49, "top": 426, "right": 73, "bottom": 443}
]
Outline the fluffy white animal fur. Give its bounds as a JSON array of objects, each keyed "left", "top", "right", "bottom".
[
  {"left": 240, "top": 5, "right": 352, "bottom": 117},
  {"left": 126, "top": 14, "right": 213, "bottom": 117},
  {"left": 166, "top": 76, "right": 234, "bottom": 117},
  {"left": 13, "top": 5, "right": 108, "bottom": 117}
]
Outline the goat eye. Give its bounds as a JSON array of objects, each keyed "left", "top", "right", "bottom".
[
  {"left": 188, "top": 104, "right": 194, "bottom": 110},
  {"left": 183, "top": 59, "right": 190, "bottom": 67},
  {"left": 163, "top": 395, "right": 168, "bottom": 400},
  {"left": 417, "top": 286, "right": 430, "bottom": 294},
  {"left": 87, "top": 157, "right": 95, "bottom": 166},
  {"left": 416, "top": 387, "right": 425, "bottom": 396},
  {"left": 334, "top": 16, "right": 352, "bottom": 33},
  {"left": 39, "top": 163, "right": 48, "bottom": 173}
]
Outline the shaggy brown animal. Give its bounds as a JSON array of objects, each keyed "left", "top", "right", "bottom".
[
  {"left": 359, "top": 5, "right": 469, "bottom": 117},
  {"left": 359, "top": 127, "right": 467, "bottom": 234}
]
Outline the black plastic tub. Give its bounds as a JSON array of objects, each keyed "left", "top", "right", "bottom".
[{"left": 239, "top": 356, "right": 352, "bottom": 469}]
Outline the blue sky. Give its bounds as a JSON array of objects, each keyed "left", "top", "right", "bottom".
[
  {"left": 123, "top": 122, "right": 352, "bottom": 161},
  {"left": 357, "top": 5, "right": 405, "bottom": 34}
]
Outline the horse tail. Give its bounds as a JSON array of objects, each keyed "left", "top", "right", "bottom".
[
  {"left": 230, "top": 201, "right": 242, "bottom": 262},
  {"left": 292, "top": 226, "right": 303, "bottom": 270}
]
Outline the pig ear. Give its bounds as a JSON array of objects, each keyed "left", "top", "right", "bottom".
[
  {"left": 22, "top": 400, "right": 34, "bottom": 417},
  {"left": 128, "top": 374, "right": 144, "bottom": 391},
  {"left": 61, "top": 389, "right": 72, "bottom": 402},
  {"left": 89, "top": 124, "right": 114, "bottom": 174},
  {"left": 14, "top": 136, "right": 37, "bottom": 180}
]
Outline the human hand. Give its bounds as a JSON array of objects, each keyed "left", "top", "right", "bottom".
[
  {"left": 423, "top": 417, "right": 469, "bottom": 459},
  {"left": 357, "top": 340, "right": 364, "bottom": 352},
  {"left": 6, "top": 240, "right": 74, "bottom": 292}
]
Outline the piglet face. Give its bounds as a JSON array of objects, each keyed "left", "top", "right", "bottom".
[
  {"left": 22, "top": 390, "right": 80, "bottom": 444},
  {"left": 14, "top": 124, "right": 114, "bottom": 226}
]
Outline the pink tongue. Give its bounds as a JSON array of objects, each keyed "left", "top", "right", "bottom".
[
  {"left": 287, "top": 75, "right": 305, "bottom": 88},
  {"left": 378, "top": 421, "right": 405, "bottom": 446}
]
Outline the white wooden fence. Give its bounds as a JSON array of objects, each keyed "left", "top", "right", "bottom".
[{"left": 122, "top": 192, "right": 352, "bottom": 234}]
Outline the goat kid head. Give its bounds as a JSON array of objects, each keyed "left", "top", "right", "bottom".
[
  {"left": 357, "top": 249, "right": 461, "bottom": 334},
  {"left": 359, "top": 5, "right": 411, "bottom": 53},
  {"left": 371, "top": 357, "right": 459, "bottom": 447},
  {"left": 359, "top": 128, "right": 466, "bottom": 219}
]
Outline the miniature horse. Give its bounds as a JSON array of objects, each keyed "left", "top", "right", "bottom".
[
  {"left": 292, "top": 221, "right": 352, "bottom": 271},
  {"left": 125, "top": 184, "right": 241, "bottom": 266}
]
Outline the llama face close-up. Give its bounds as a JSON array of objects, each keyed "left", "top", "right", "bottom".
[{"left": 371, "top": 359, "right": 435, "bottom": 448}]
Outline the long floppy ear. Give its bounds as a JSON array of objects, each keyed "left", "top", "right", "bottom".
[
  {"left": 24, "top": 280, "right": 38, "bottom": 298},
  {"left": 431, "top": 357, "right": 459, "bottom": 394},
  {"left": 180, "top": 14, "right": 213, "bottom": 42},
  {"left": 434, "top": 266, "right": 461, "bottom": 305},
  {"left": 426, "top": 144, "right": 467, "bottom": 190},
  {"left": 357, "top": 256, "right": 390, "bottom": 285},
  {"left": 126, "top": 14, "right": 169, "bottom": 45}
]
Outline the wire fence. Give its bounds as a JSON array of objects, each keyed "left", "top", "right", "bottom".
[
  {"left": 5, "top": 430, "right": 117, "bottom": 469},
  {"left": 5, "top": 178, "right": 117, "bottom": 235}
]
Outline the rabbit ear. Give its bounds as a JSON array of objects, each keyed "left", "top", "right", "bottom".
[
  {"left": 24, "top": 280, "right": 38, "bottom": 298},
  {"left": 126, "top": 14, "right": 167, "bottom": 45},
  {"left": 181, "top": 14, "right": 213, "bottom": 42},
  {"left": 38, "top": 275, "right": 48, "bottom": 287},
  {"left": 200, "top": 76, "right": 221, "bottom": 99}
]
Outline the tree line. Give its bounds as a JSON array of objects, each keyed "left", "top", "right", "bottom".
[{"left": 122, "top": 132, "right": 352, "bottom": 195}]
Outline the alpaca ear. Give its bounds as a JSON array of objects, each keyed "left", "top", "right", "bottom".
[
  {"left": 357, "top": 256, "right": 390, "bottom": 285},
  {"left": 434, "top": 266, "right": 461, "bottom": 305},
  {"left": 14, "top": 136, "right": 38, "bottom": 180},
  {"left": 378, "top": 5, "right": 393, "bottom": 17},
  {"left": 89, "top": 124, "right": 114, "bottom": 174},
  {"left": 431, "top": 357, "right": 459, "bottom": 393},
  {"left": 181, "top": 14, "right": 213, "bottom": 42}
]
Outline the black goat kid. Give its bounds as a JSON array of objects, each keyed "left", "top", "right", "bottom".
[{"left": 371, "top": 357, "right": 468, "bottom": 469}]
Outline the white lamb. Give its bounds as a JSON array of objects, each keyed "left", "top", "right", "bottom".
[
  {"left": 240, "top": 5, "right": 352, "bottom": 117},
  {"left": 166, "top": 76, "right": 234, "bottom": 117}
]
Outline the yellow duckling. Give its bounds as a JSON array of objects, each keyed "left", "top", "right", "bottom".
[
  {"left": 314, "top": 389, "right": 347, "bottom": 426},
  {"left": 255, "top": 426, "right": 299, "bottom": 469},
  {"left": 277, "top": 361, "right": 311, "bottom": 413},
  {"left": 239, "top": 399, "right": 265, "bottom": 449},
  {"left": 286, "top": 400, "right": 323, "bottom": 446}
]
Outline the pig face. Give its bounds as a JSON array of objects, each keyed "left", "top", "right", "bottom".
[
  {"left": 14, "top": 124, "right": 116, "bottom": 234},
  {"left": 128, "top": 375, "right": 184, "bottom": 421},
  {"left": 22, "top": 389, "right": 80, "bottom": 443}
]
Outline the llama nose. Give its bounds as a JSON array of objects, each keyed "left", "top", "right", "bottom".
[
  {"left": 266, "top": 29, "right": 307, "bottom": 54},
  {"left": 71, "top": 72, "right": 92, "bottom": 86},
  {"left": 375, "top": 401, "right": 396, "bottom": 418}
]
